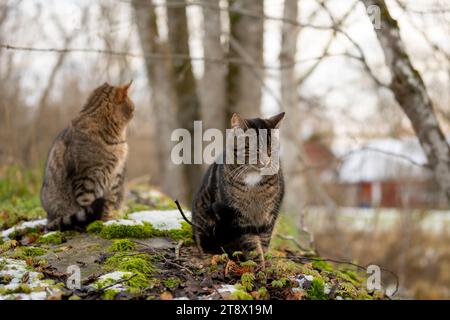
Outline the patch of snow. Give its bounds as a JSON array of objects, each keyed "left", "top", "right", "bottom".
[
  {"left": 0, "top": 258, "right": 61, "bottom": 300},
  {"left": 324, "top": 283, "right": 331, "bottom": 295},
  {"left": 104, "top": 219, "right": 143, "bottom": 226},
  {"left": 91, "top": 271, "right": 133, "bottom": 292},
  {"left": 217, "top": 284, "right": 238, "bottom": 294},
  {"left": 0, "top": 291, "right": 48, "bottom": 300},
  {"left": 1, "top": 219, "right": 47, "bottom": 240},
  {"left": 173, "top": 296, "right": 190, "bottom": 300},
  {"left": 128, "top": 210, "right": 192, "bottom": 230},
  {"left": 304, "top": 275, "right": 314, "bottom": 281},
  {"left": 290, "top": 274, "right": 314, "bottom": 290}
]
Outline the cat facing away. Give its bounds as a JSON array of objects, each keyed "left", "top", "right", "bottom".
[
  {"left": 192, "top": 112, "right": 285, "bottom": 263},
  {"left": 41, "top": 82, "right": 134, "bottom": 230}
]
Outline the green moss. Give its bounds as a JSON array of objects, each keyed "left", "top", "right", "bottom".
[
  {"left": 266, "top": 259, "right": 301, "bottom": 278},
  {"left": 108, "top": 239, "right": 135, "bottom": 252},
  {"left": 127, "top": 273, "right": 150, "bottom": 290},
  {"left": 86, "top": 221, "right": 104, "bottom": 234},
  {"left": 271, "top": 278, "right": 287, "bottom": 289},
  {"left": 337, "top": 269, "right": 363, "bottom": 286},
  {"left": 307, "top": 278, "right": 328, "bottom": 300},
  {"left": 103, "top": 288, "right": 120, "bottom": 300},
  {"left": 162, "top": 277, "right": 181, "bottom": 290},
  {"left": 312, "top": 260, "right": 334, "bottom": 272},
  {"left": 166, "top": 222, "right": 194, "bottom": 245},
  {"left": 298, "top": 264, "right": 323, "bottom": 279},
  {"left": 0, "top": 166, "right": 45, "bottom": 230},
  {"left": 37, "top": 231, "right": 64, "bottom": 245},
  {"left": 240, "top": 272, "right": 255, "bottom": 291},
  {"left": 256, "top": 271, "right": 267, "bottom": 284},
  {"left": 103, "top": 253, "right": 155, "bottom": 289},
  {"left": 0, "top": 240, "right": 17, "bottom": 254},
  {"left": 232, "top": 251, "right": 244, "bottom": 258},
  {"left": 336, "top": 282, "right": 372, "bottom": 300},
  {"left": 13, "top": 246, "right": 47, "bottom": 258},
  {"left": 100, "top": 222, "right": 158, "bottom": 239},
  {"left": 105, "top": 253, "right": 154, "bottom": 275},
  {"left": 240, "top": 260, "right": 258, "bottom": 269},
  {"left": 257, "top": 287, "right": 269, "bottom": 299},
  {"left": 229, "top": 289, "right": 253, "bottom": 300},
  {"left": 88, "top": 218, "right": 194, "bottom": 244}
]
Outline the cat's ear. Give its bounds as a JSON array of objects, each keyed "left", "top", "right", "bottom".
[
  {"left": 231, "top": 113, "right": 247, "bottom": 129},
  {"left": 266, "top": 112, "right": 285, "bottom": 129},
  {"left": 115, "top": 80, "right": 133, "bottom": 102}
]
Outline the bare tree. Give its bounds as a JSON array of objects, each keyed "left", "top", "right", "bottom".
[
  {"left": 166, "top": 0, "right": 202, "bottom": 201},
  {"left": 227, "top": 0, "right": 264, "bottom": 117},
  {"left": 133, "top": 0, "right": 186, "bottom": 201},
  {"left": 279, "top": 0, "right": 306, "bottom": 213},
  {"left": 362, "top": 0, "right": 450, "bottom": 203},
  {"left": 199, "top": 0, "right": 227, "bottom": 133}
]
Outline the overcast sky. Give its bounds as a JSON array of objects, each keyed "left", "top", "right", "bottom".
[{"left": 5, "top": 0, "right": 450, "bottom": 143}]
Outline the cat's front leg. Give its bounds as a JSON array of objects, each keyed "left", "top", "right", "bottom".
[{"left": 238, "top": 234, "right": 266, "bottom": 267}]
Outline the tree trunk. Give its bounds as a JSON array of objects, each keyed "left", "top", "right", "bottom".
[
  {"left": 362, "top": 0, "right": 450, "bottom": 203},
  {"left": 279, "top": 0, "right": 306, "bottom": 213},
  {"left": 227, "top": 0, "right": 264, "bottom": 117},
  {"left": 166, "top": 0, "right": 202, "bottom": 202},
  {"left": 133, "top": 0, "right": 187, "bottom": 202},
  {"left": 199, "top": 0, "right": 227, "bottom": 133}
]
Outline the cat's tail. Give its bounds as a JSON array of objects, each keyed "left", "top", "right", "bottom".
[
  {"left": 174, "top": 199, "right": 207, "bottom": 234},
  {"left": 46, "top": 198, "right": 105, "bottom": 231}
]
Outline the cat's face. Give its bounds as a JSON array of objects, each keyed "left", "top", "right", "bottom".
[{"left": 229, "top": 112, "right": 284, "bottom": 172}]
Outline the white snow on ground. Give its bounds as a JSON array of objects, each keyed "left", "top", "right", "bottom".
[
  {"left": 217, "top": 284, "right": 238, "bottom": 294},
  {"left": 291, "top": 274, "right": 314, "bottom": 293},
  {"left": 128, "top": 210, "right": 192, "bottom": 230},
  {"left": 91, "top": 271, "right": 134, "bottom": 292},
  {"left": 1, "top": 219, "right": 47, "bottom": 240},
  {"left": 0, "top": 258, "right": 61, "bottom": 300},
  {"left": 103, "top": 219, "right": 143, "bottom": 226}
]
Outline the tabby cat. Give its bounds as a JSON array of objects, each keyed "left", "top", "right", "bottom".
[
  {"left": 192, "top": 112, "right": 285, "bottom": 262},
  {"left": 40, "top": 82, "right": 134, "bottom": 230}
]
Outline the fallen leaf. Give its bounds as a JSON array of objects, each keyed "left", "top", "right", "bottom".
[{"left": 160, "top": 291, "right": 173, "bottom": 300}]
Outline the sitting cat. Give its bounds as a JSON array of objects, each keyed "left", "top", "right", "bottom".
[
  {"left": 40, "top": 82, "right": 134, "bottom": 230},
  {"left": 192, "top": 112, "right": 285, "bottom": 263}
]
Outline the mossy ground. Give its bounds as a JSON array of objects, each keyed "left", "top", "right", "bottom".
[{"left": 0, "top": 169, "right": 384, "bottom": 300}]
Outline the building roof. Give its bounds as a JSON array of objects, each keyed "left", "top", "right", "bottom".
[{"left": 334, "top": 137, "right": 431, "bottom": 183}]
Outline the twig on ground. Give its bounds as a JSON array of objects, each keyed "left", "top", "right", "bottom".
[
  {"left": 175, "top": 240, "right": 183, "bottom": 260},
  {"left": 276, "top": 234, "right": 317, "bottom": 254}
]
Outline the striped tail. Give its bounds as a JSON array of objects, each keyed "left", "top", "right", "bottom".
[{"left": 46, "top": 198, "right": 105, "bottom": 231}]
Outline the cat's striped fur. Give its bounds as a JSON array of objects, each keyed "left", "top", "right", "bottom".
[
  {"left": 41, "top": 82, "right": 134, "bottom": 230},
  {"left": 192, "top": 113, "right": 285, "bottom": 262}
]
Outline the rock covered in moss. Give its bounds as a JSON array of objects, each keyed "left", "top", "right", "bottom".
[
  {"left": 0, "top": 258, "right": 62, "bottom": 300},
  {"left": 37, "top": 231, "right": 65, "bottom": 245},
  {"left": 1, "top": 219, "right": 47, "bottom": 241},
  {"left": 128, "top": 210, "right": 191, "bottom": 230}
]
